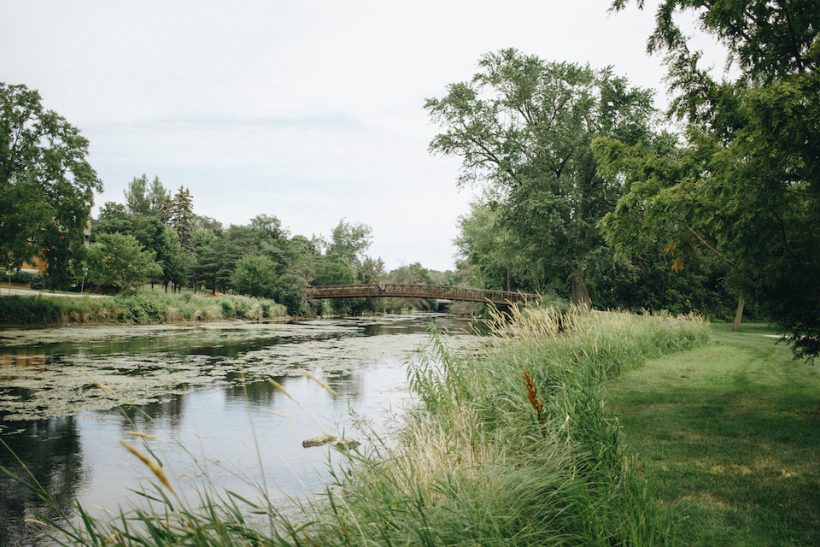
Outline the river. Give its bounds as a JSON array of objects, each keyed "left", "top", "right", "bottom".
[{"left": 0, "top": 313, "right": 482, "bottom": 545}]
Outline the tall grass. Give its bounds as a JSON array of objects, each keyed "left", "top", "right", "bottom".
[
  {"left": 9, "top": 306, "right": 708, "bottom": 545},
  {"left": 0, "top": 292, "right": 287, "bottom": 327},
  {"left": 301, "top": 306, "right": 709, "bottom": 545}
]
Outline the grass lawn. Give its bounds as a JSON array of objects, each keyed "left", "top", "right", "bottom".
[{"left": 607, "top": 323, "right": 820, "bottom": 546}]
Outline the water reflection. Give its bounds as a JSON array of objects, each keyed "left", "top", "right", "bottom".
[
  {"left": 0, "top": 314, "right": 481, "bottom": 544},
  {"left": 0, "top": 415, "right": 84, "bottom": 546}
]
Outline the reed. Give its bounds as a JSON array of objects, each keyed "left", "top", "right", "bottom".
[
  {"left": 300, "top": 307, "right": 708, "bottom": 545},
  {"left": 0, "top": 292, "right": 287, "bottom": 327}
]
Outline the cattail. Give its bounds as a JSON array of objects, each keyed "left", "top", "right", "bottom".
[
  {"left": 119, "top": 440, "right": 176, "bottom": 496},
  {"left": 298, "top": 369, "right": 337, "bottom": 396},
  {"left": 125, "top": 431, "right": 157, "bottom": 440},
  {"left": 523, "top": 371, "right": 546, "bottom": 436},
  {"left": 268, "top": 379, "right": 298, "bottom": 404}
]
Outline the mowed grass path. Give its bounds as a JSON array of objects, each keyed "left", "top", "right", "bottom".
[{"left": 607, "top": 323, "right": 820, "bottom": 545}]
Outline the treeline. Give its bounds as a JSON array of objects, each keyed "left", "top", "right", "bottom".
[{"left": 86, "top": 176, "right": 455, "bottom": 315}]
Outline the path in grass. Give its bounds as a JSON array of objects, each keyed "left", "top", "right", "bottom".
[{"left": 607, "top": 323, "right": 820, "bottom": 546}]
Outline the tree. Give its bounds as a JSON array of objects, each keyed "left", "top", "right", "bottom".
[
  {"left": 326, "top": 219, "right": 372, "bottom": 267},
  {"left": 170, "top": 186, "right": 195, "bottom": 251},
  {"left": 611, "top": 0, "right": 820, "bottom": 356},
  {"left": 231, "top": 255, "right": 277, "bottom": 298},
  {"left": 86, "top": 233, "right": 162, "bottom": 291},
  {"left": 274, "top": 273, "right": 309, "bottom": 315},
  {"left": 426, "top": 50, "right": 655, "bottom": 306},
  {"left": 192, "top": 227, "right": 225, "bottom": 293},
  {"left": 314, "top": 256, "right": 359, "bottom": 313},
  {"left": 147, "top": 176, "right": 172, "bottom": 222},
  {"left": 124, "top": 175, "right": 151, "bottom": 215},
  {"left": 357, "top": 257, "right": 385, "bottom": 284},
  {"left": 156, "top": 228, "right": 192, "bottom": 292},
  {"left": 0, "top": 83, "right": 101, "bottom": 286},
  {"left": 456, "top": 201, "right": 531, "bottom": 291}
]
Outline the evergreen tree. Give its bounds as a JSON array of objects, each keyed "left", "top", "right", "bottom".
[{"left": 170, "top": 186, "right": 195, "bottom": 251}]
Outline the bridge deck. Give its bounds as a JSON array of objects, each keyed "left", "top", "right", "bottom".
[{"left": 305, "top": 284, "right": 536, "bottom": 305}]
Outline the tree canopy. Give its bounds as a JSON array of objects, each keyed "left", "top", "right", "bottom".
[
  {"left": 427, "top": 49, "right": 656, "bottom": 305},
  {"left": 0, "top": 82, "right": 101, "bottom": 286},
  {"left": 86, "top": 233, "right": 162, "bottom": 290},
  {"left": 608, "top": 0, "right": 819, "bottom": 356}
]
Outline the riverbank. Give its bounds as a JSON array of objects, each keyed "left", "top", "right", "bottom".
[
  {"left": 34, "top": 306, "right": 716, "bottom": 544},
  {"left": 0, "top": 292, "right": 287, "bottom": 327},
  {"left": 607, "top": 323, "right": 820, "bottom": 545}
]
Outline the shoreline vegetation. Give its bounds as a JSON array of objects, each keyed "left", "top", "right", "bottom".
[
  {"left": 23, "top": 305, "right": 726, "bottom": 545},
  {"left": 0, "top": 291, "right": 288, "bottom": 328},
  {"left": 0, "top": 289, "right": 488, "bottom": 329}
]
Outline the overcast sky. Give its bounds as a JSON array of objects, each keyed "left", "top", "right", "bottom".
[{"left": 1, "top": 1, "right": 722, "bottom": 271}]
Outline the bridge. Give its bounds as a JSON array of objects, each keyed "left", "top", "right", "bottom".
[{"left": 305, "top": 284, "right": 537, "bottom": 305}]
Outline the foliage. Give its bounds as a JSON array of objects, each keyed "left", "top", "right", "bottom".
[
  {"left": 169, "top": 186, "right": 195, "bottom": 251},
  {"left": 1, "top": 270, "right": 38, "bottom": 284},
  {"left": 273, "top": 272, "right": 309, "bottom": 315},
  {"left": 610, "top": 0, "right": 820, "bottom": 356},
  {"left": 427, "top": 49, "right": 656, "bottom": 305},
  {"left": 326, "top": 219, "right": 372, "bottom": 265},
  {"left": 456, "top": 200, "right": 531, "bottom": 291},
  {"left": 230, "top": 254, "right": 277, "bottom": 298},
  {"left": 383, "top": 262, "right": 437, "bottom": 311},
  {"left": 86, "top": 233, "right": 162, "bottom": 290},
  {"left": 0, "top": 296, "right": 64, "bottom": 324},
  {"left": 124, "top": 174, "right": 170, "bottom": 220},
  {"left": 93, "top": 207, "right": 193, "bottom": 290},
  {"left": 0, "top": 291, "right": 286, "bottom": 326},
  {"left": 0, "top": 82, "right": 101, "bottom": 286},
  {"left": 313, "top": 256, "right": 360, "bottom": 313}
]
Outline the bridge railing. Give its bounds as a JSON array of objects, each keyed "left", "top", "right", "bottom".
[{"left": 304, "top": 284, "right": 537, "bottom": 304}]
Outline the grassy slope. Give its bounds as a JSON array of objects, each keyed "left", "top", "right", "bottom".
[
  {"left": 607, "top": 323, "right": 820, "bottom": 546},
  {"left": 0, "top": 291, "right": 287, "bottom": 326}
]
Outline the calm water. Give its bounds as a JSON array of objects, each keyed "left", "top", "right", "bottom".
[{"left": 0, "top": 314, "right": 481, "bottom": 545}]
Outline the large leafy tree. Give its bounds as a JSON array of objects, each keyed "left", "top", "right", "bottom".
[
  {"left": 0, "top": 83, "right": 101, "bottom": 286},
  {"left": 231, "top": 254, "right": 277, "bottom": 298},
  {"left": 610, "top": 0, "right": 819, "bottom": 356},
  {"left": 86, "top": 233, "right": 162, "bottom": 291},
  {"left": 426, "top": 49, "right": 655, "bottom": 305},
  {"left": 326, "top": 219, "right": 372, "bottom": 267}
]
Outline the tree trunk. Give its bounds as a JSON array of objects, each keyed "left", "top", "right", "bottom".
[
  {"left": 732, "top": 291, "right": 745, "bottom": 332},
  {"left": 569, "top": 274, "right": 591, "bottom": 308}
]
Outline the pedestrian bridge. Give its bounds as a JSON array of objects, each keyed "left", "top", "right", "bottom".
[{"left": 305, "top": 283, "right": 537, "bottom": 305}]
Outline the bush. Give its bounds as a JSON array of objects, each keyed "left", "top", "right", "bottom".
[
  {"left": 112, "top": 294, "right": 166, "bottom": 323},
  {"left": 2, "top": 271, "right": 38, "bottom": 284},
  {"left": 273, "top": 273, "right": 308, "bottom": 316}
]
